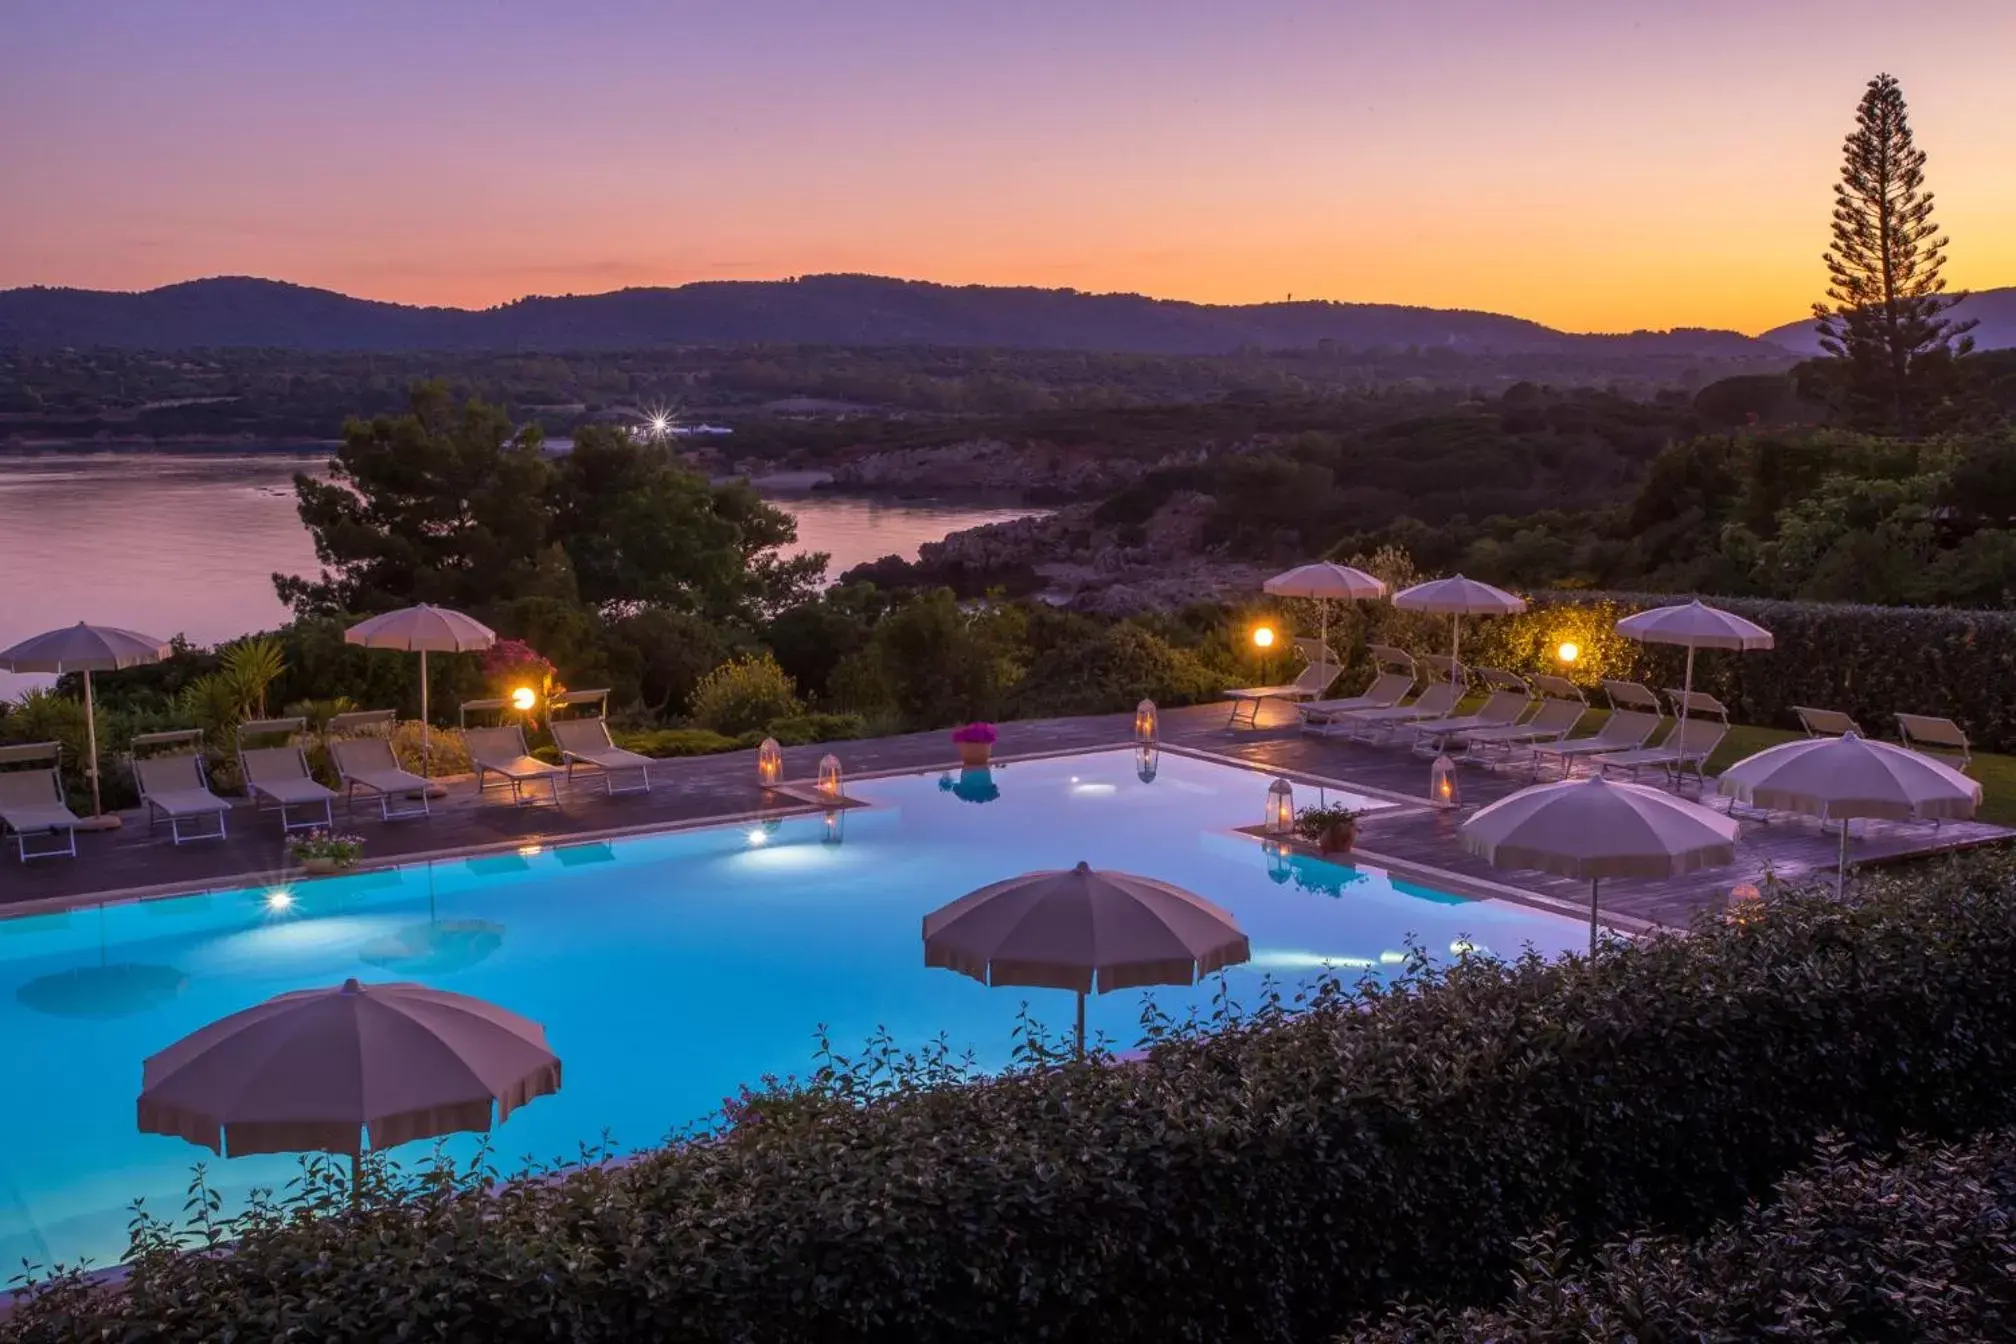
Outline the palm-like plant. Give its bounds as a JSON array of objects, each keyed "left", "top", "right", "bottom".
[{"left": 220, "top": 637, "right": 286, "bottom": 720}]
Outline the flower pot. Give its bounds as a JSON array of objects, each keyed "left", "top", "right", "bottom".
[
  {"left": 1319, "top": 823, "right": 1356, "bottom": 855},
  {"left": 956, "top": 741, "right": 992, "bottom": 768},
  {"left": 300, "top": 856, "right": 343, "bottom": 876}
]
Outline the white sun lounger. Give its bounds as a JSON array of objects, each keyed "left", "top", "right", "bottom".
[
  {"left": 1456, "top": 675, "right": 1589, "bottom": 763},
  {"left": 1224, "top": 637, "right": 1343, "bottom": 728},
  {"left": 1531, "top": 709, "right": 1664, "bottom": 778},
  {"left": 551, "top": 718, "right": 654, "bottom": 796},
  {"left": 329, "top": 731, "right": 431, "bottom": 821},
  {"left": 1296, "top": 670, "right": 1418, "bottom": 731},
  {"left": 1592, "top": 718, "right": 1730, "bottom": 787},
  {"left": 1897, "top": 714, "right": 1971, "bottom": 773},
  {"left": 1794, "top": 706, "right": 1862, "bottom": 738},
  {"left": 1309, "top": 680, "right": 1464, "bottom": 742},
  {"left": 0, "top": 744, "right": 80, "bottom": 861},
  {"left": 465, "top": 725, "right": 565, "bottom": 807},
  {"left": 131, "top": 732, "right": 231, "bottom": 844},
  {"left": 236, "top": 718, "right": 337, "bottom": 834},
  {"left": 1406, "top": 682, "right": 1535, "bottom": 756}
]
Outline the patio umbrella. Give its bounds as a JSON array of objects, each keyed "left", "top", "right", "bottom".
[
  {"left": 1615, "top": 600, "right": 1773, "bottom": 752},
  {"left": 138, "top": 978, "right": 559, "bottom": 1183},
  {"left": 1461, "top": 776, "right": 1739, "bottom": 953},
  {"left": 1717, "top": 732, "right": 1979, "bottom": 898},
  {"left": 923, "top": 860, "right": 1250, "bottom": 1056},
  {"left": 1392, "top": 576, "right": 1525, "bottom": 679},
  {"left": 0, "top": 623, "right": 170, "bottom": 823},
  {"left": 1263, "top": 562, "right": 1387, "bottom": 664},
  {"left": 343, "top": 605, "right": 497, "bottom": 782}
]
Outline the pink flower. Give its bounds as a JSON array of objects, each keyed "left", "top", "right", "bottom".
[{"left": 950, "top": 722, "right": 998, "bottom": 745}]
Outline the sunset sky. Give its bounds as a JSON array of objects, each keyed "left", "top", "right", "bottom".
[{"left": 3, "top": 0, "right": 2011, "bottom": 335}]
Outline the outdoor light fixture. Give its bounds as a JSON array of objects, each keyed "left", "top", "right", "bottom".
[
  {"left": 1265, "top": 777, "right": 1294, "bottom": 835},
  {"left": 264, "top": 888, "right": 295, "bottom": 912},
  {"left": 1556, "top": 641, "right": 1580, "bottom": 664},
  {"left": 1430, "top": 753, "right": 1460, "bottom": 808},
  {"left": 1252, "top": 625, "right": 1276, "bottom": 650},
  {"left": 817, "top": 753, "right": 843, "bottom": 797},
  {"left": 517, "top": 843, "right": 544, "bottom": 858},
  {"left": 1135, "top": 744, "right": 1160, "bottom": 783},
  {"left": 745, "top": 826, "right": 768, "bottom": 847},
  {"left": 757, "top": 736, "right": 783, "bottom": 786},
  {"left": 510, "top": 686, "right": 538, "bottom": 712},
  {"left": 1134, "top": 698, "right": 1158, "bottom": 743}
]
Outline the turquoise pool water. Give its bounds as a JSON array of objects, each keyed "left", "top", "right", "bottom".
[{"left": 0, "top": 748, "right": 1583, "bottom": 1271}]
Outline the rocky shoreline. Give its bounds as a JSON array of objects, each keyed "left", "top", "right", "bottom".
[{"left": 853, "top": 491, "right": 1264, "bottom": 616}]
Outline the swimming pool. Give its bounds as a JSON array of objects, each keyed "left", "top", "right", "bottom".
[{"left": 0, "top": 747, "right": 1584, "bottom": 1271}]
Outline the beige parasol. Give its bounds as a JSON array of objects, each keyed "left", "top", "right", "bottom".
[
  {"left": 1615, "top": 600, "right": 1773, "bottom": 753},
  {"left": 1263, "top": 562, "right": 1388, "bottom": 662},
  {"left": 344, "top": 605, "right": 497, "bottom": 782},
  {"left": 0, "top": 623, "right": 171, "bottom": 823},
  {"left": 1391, "top": 575, "right": 1525, "bottom": 679},
  {"left": 923, "top": 861, "right": 1250, "bottom": 1055},
  {"left": 1461, "top": 775, "right": 1739, "bottom": 953},
  {"left": 138, "top": 978, "right": 560, "bottom": 1172},
  {"left": 1717, "top": 732, "right": 1979, "bottom": 897}
]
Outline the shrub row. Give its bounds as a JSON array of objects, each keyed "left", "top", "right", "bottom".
[
  {"left": 1362, "top": 1128, "right": 2016, "bottom": 1341},
  {"left": 1465, "top": 590, "right": 2016, "bottom": 753},
  {"left": 13, "top": 853, "right": 2016, "bottom": 1342}
]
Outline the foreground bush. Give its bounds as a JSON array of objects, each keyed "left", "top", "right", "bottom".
[
  {"left": 1361, "top": 1129, "right": 2016, "bottom": 1342},
  {"left": 15, "top": 854, "right": 2016, "bottom": 1342}
]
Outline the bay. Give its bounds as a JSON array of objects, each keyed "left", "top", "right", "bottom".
[{"left": 0, "top": 451, "right": 1033, "bottom": 697}]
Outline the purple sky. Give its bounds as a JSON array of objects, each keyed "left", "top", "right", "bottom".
[{"left": 3, "top": 0, "right": 2010, "bottom": 331}]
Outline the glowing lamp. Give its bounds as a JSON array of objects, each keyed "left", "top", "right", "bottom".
[
  {"left": 823, "top": 809, "right": 844, "bottom": 846},
  {"left": 1134, "top": 698, "right": 1158, "bottom": 743},
  {"left": 1556, "top": 641, "right": 1580, "bottom": 665},
  {"left": 264, "top": 888, "right": 295, "bottom": 912},
  {"left": 1430, "top": 753, "right": 1460, "bottom": 808},
  {"left": 757, "top": 736, "right": 783, "bottom": 787},
  {"left": 510, "top": 686, "right": 538, "bottom": 713},
  {"left": 1252, "top": 625, "right": 1276, "bottom": 650},
  {"left": 1265, "top": 777, "right": 1295, "bottom": 835},
  {"left": 816, "top": 753, "right": 843, "bottom": 797},
  {"left": 517, "top": 843, "right": 544, "bottom": 858},
  {"left": 1135, "top": 744, "right": 1160, "bottom": 784}
]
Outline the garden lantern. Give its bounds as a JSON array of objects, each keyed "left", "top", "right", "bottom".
[
  {"left": 1556, "top": 641, "right": 1580, "bottom": 665},
  {"left": 1266, "top": 842, "right": 1292, "bottom": 885},
  {"left": 1430, "top": 754, "right": 1460, "bottom": 808},
  {"left": 1265, "top": 777, "right": 1294, "bottom": 835},
  {"left": 757, "top": 737, "right": 783, "bottom": 787},
  {"left": 1134, "top": 699, "right": 1158, "bottom": 743},
  {"left": 509, "top": 686, "right": 538, "bottom": 713},
  {"left": 817, "top": 753, "right": 843, "bottom": 797},
  {"left": 1135, "top": 744, "right": 1160, "bottom": 783},
  {"left": 1252, "top": 625, "right": 1276, "bottom": 650}
]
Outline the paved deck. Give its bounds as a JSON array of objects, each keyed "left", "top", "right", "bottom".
[{"left": 4, "top": 701, "right": 2007, "bottom": 934}]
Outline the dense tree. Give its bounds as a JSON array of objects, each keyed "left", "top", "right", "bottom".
[
  {"left": 277, "top": 385, "right": 823, "bottom": 625},
  {"left": 1812, "top": 73, "right": 1975, "bottom": 432}
]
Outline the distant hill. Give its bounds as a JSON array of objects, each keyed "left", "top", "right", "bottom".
[
  {"left": 1761, "top": 286, "right": 2016, "bottom": 354},
  {"left": 0, "top": 274, "right": 1790, "bottom": 360}
]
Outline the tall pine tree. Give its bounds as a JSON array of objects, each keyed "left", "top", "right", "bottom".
[{"left": 1812, "top": 73, "right": 1974, "bottom": 433}]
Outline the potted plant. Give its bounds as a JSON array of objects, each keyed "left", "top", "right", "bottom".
[
  {"left": 288, "top": 829, "right": 365, "bottom": 876},
  {"left": 1294, "top": 803, "right": 1360, "bottom": 855},
  {"left": 951, "top": 722, "right": 998, "bottom": 768}
]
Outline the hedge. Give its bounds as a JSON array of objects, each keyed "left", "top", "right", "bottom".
[
  {"left": 1464, "top": 591, "right": 2016, "bottom": 753},
  {"left": 13, "top": 853, "right": 2016, "bottom": 1342},
  {"left": 1361, "top": 1129, "right": 2016, "bottom": 1341}
]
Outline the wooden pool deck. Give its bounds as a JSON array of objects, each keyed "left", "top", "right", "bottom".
[{"left": 2, "top": 700, "right": 2007, "bottom": 934}]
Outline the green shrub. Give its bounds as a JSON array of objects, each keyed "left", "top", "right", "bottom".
[
  {"left": 613, "top": 727, "right": 742, "bottom": 757},
  {"left": 1010, "top": 622, "right": 1223, "bottom": 716},
  {"left": 19, "top": 854, "right": 2016, "bottom": 1342},
  {"left": 1467, "top": 590, "right": 2016, "bottom": 752},
  {"left": 761, "top": 712, "right": 868, "bottom": 746},
  {"left": 1362, "top": 1129, "right": 2016, "bottom": 1341},
  {"left": 686, "top": 654, "right": 803, "bottom": 736}
]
